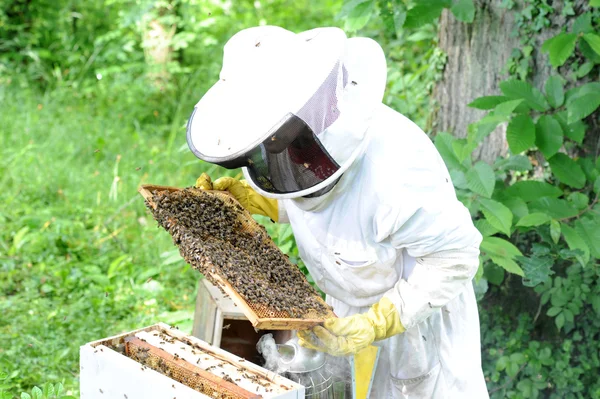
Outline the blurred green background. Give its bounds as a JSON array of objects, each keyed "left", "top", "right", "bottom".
[{"left": 0, "top": 0, "right": 440, "bottom": 396}]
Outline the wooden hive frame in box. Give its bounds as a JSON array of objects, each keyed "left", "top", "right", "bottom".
[
  {"left": 80, "top": 322, "right": 304, "bottom": 399},
  {"left": 139, "top": 184, "right": 335, "bottom": 330}
]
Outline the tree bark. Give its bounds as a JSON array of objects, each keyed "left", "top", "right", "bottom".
[{"left": 433, "top": 0, "right": 593, "bottom": 163}]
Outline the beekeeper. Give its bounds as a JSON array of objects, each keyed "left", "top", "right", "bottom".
[{"left": 188, "top": 26, "right": 488, "bottom": 398}]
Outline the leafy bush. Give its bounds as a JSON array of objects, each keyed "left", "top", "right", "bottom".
[{"left": 427, "top": 2, "right": 600, "bottom": 397}]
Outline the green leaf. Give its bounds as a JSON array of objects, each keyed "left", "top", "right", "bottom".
[
  {"left": 496, "top": 355, "right": 509, "bottom": 371},
  {"left": 510, "top": 352, "right": 527, "bottom": 364},
  {"left": 592, "top": 296, "right": 600, "bottom": 314},
  {"left": 548, "top": 153, "right": 586, "bottom": 188},
  {"left": 554, "top": 111, "right": 586, "bottom": 144},
  {"left": 580, "top": 37, "right": 600, "bottom": 63},
  {"left": 575, "top": 62, "right": 594, "bottom": 79},
  {"left": 555, "top": 312, "right": 565, "bottom": 330},
  {"left": 582, "top": 33, "right": 600, "bottom": 56},
  {"left": 43, "top": 383, "right": 55, "bottom": 398},
  {"left": 474, "top": 219, "right": 500, "bottom": 236},
  {"left": 31, "top": 387, "right": 42, "bottom": 399},
  {"left": 547, "top": 306, "right": 562, "bottom": 317},
  {"left": 568, "top": 192, "right": 589, "bottom": 210},
  {"left": 594, "top": 176, "right": 600, "bottom": 194},
  {"left": 507, "top": 114, "right": 535, "bottom": 154},
  {"left": 541, "top": 33, "right": 578, "bottom": 67},
  {"left": 485, "top": 263, "right": 506, "bottom": 285},
  {"left": 566, "top": 82, "right": 600, "bottom": 102},
  {"left": 499, "top": 79, "right": 549, "bottom": 112},
  {"left": 468, "top": 96, "right": 510, "bottom": 110},
  {"left": 535, "top": 115, "right": 563, "bottom": 158},
  {"left": 377, "top": 0, "right": 407, "bottom": 36},
  {"left": 393, "top": 4, "right": 408, "bottom": 33},
  {"left": 565, "top": 122, "right": 586, "bottom": 144},
  {"left": 572, "top": 13, "right": 593, "bottom": 34},
  {"left": 545, "top": 75, "right": 564, "bottom": 109},
  {"left": 494, "top": 155, "right": 532, "bottom": 172},
  {"left": 529, "top": 197, "right": 579, "bottom": 219},
  {"left": 479, "top": 198, "right": 513, "bottom": 236},
  {"left": 450, "top": 0, "right": 475, "bottom": 22},
  {"left": 574, "top": 217, "right": 600, "bottom": 259},
  {"left": 452, "top": 138, "right": 471, "bottom": 163},
  {"left": 434, "top": 132, "right": 464, "bottom": 171},
  {"left": 56, "top": 383, "right": 65, "bottom": 397},
  {"left": 501, "top": 196, "right": 529, "bottom": 220},
  {"left": 467, "top": 114, "right": 507, "bottom": 147},
  {"left": 507, "top": 361, "right": 521, "bottom": 377},
  {"left": 518, "top": 379, "right": 535, "bottom": 396},
  {"left": 579, "top": 157, "right": 599, "bottom": 182},
  {"left": 561, "top": 223, "right": 590, "bottom": 265},
  {"left": 450, "top": 169, "right": 468, "bottom": 189},
  {"left": 342, "top": 0, "right": 375, "bottom": 31},
  {"left": 490, "top": 255, "right": 524, "bottom": 276},
  {"left": 21, "top": 394, "right": 31, "bottom": 399},
  {"left": 516, "top": 212, "right": 551, "bottom": 227},
  {"left": 504, "top": 180, "right": 562, "bottom": 202},
  {"left": 550, "top": 219, "right": 561, "bottom": 244},
  {"left": 494, "top": 99, "right": 524, "bottom": 117},
  {"left": 563, "top": 308, "right": 574, "bottom": 323},
  {"left": 404, "top": 0, "right": 451, "bottom": 28},
  {"left": 592, "top": 0, "right": 600, "bottom": 6},
  {"left": 566, "top": 92, "right": 600, "bottom": 124},
  {"left": 519, "top": 255, "right": 554, "bottom": 287},
  {"left": 466, "top": 162, "right": 495, "bottom": 198},
  {"left": 481, "top": 236, "right": 523, "bottom": 258}
]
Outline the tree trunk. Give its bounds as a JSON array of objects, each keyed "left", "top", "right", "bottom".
[{"left": 433, "top": 0, "right": 593, "bottom": 163}]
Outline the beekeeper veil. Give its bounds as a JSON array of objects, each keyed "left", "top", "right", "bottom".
[{"left": 187, "top": 26, "right": 386, "bottom": 199}]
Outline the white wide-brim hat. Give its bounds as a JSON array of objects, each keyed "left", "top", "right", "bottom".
[{"left": 187, "top": 25, "right": 387, "bottom": 198}]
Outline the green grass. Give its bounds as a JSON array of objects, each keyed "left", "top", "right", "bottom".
[{"left": 0, "top": 77, "right": 231, "bottom": 396}]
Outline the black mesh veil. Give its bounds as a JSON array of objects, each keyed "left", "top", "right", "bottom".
[
  {"left": 187, "top": 60, "right": 347, "bottom": 196},
  {"left": 245, "top": 115, "right": 340, "bottom": 194}
]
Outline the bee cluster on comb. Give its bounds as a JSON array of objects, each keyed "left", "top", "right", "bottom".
[{"left": 146, "top": 187, "right": 330, "bottom": 319}]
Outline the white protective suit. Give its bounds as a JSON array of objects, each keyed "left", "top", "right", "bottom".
[
  {"left": 185, "top": 25, "right": 489, "bottom": 398},
  {"left": 278, "top": 104, "right": 489, "bottom": 398}
]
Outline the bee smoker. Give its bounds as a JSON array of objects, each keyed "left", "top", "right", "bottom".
[{"left": 276, "top": 335, "right": 343, "bottom": 399}]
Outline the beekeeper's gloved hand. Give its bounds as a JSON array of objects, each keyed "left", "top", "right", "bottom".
[
  {"left": 195, "top": 173, "right": 279, "bottom": 222},
  {"left": 297, "top": 297, "right": 405, "bottom": 356}
]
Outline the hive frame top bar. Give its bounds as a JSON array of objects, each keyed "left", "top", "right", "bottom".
[{"left": 138, "top": 184, "right": 335, "bottom": 330}]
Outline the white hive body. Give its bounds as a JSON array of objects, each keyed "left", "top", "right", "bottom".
[{"left": 80, "top": 323, "right": 305, "bottom": 399}]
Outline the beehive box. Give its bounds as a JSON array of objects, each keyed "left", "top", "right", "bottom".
[
  {"left": 139, "top": 184, "right": 335, "bottom": 330},
  {"left": 80, "top": 323, "right": 304, "bottom": 399}
]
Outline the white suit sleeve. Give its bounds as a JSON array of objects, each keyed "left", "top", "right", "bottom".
[
  {"left": 369, "top": 152, "right": 482, "bottom": 331},
  {"left": 381, "top": 198, "right": 482, "bottom": 330},
  {"left": 277, "top": 200, "right": 290, "bottom": 223}
]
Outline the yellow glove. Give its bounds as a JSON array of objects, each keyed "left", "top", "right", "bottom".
[
  {"left": 297, "top": 297, "right": 405, "bottom": 356},
  {"left": 195, "top": 173, "right": 279, "bottom": 222}
]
